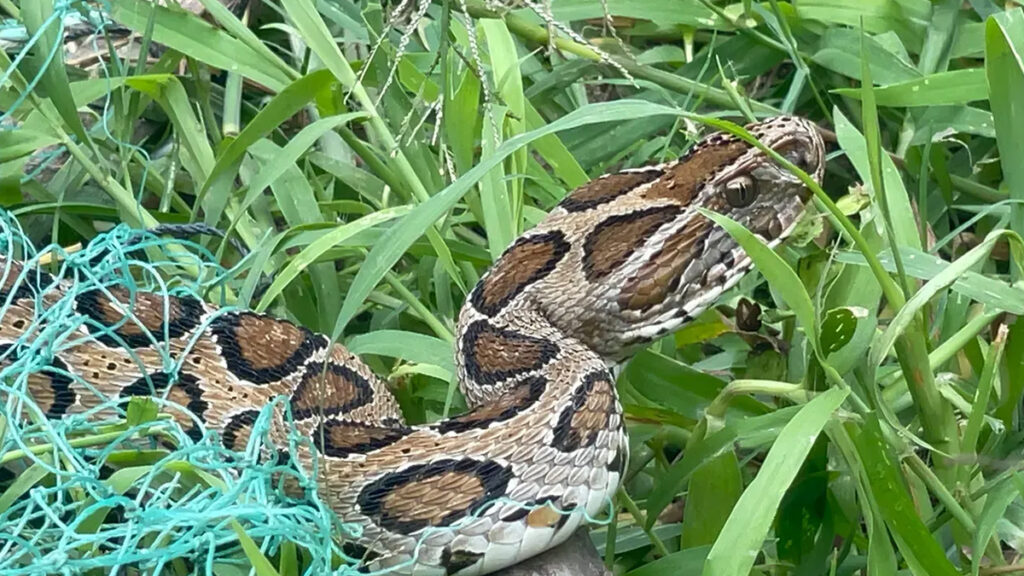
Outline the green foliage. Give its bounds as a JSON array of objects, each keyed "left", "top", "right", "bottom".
[{"left": 4, "top": 0, "right": 1024, "bottom": 574}]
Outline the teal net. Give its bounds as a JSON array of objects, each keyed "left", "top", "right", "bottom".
[
  {"left": 0, "top": 213, "right": 614, "bottom": 576},
  {"left": 0, "top": 4, "right": 616, "bottom": 575},
  {"left": 0, "top": 210, "right": 359, "bottom": 575}
]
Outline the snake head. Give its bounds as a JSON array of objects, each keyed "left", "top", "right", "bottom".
[
  {"left": 697, "top": 115, "right": 825, "bottom": 244},
  {"left": 461, "top": 115, "right": 826, "bottom": 363}
]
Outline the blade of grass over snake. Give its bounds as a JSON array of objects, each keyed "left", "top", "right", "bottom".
[
  {"left": 231, "top": 521, "right": 282, "bottom": 576},
  {"left": 331, "top": 100, "right": 708, "bottom": 338},
  {"left": 346, "top": 330, "right": 456, "bottom": 376},
  {"left": 701, "top": 387, "right": 848, "bottom": 576},
  {"left": 697, "top": 209, "right": 818, "bottom": 349}
]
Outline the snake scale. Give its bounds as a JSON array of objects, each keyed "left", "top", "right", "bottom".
[{"left": 1, "top": 116, "right": 824, "bottom": 575}]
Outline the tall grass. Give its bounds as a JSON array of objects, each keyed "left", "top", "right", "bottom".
[{"left": 3, "top": 0, "right": 1024, "bottom": 574}]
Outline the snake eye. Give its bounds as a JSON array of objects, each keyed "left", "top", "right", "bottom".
[{"left": 725, "top": 176, "right": 758, "bottom": 208}]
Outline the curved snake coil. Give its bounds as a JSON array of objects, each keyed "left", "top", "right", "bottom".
[{"left": 2, "top": 116, "right": 824, "bottom": 575}]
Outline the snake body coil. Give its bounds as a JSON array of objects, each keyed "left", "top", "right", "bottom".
[{"left": 2, "top": 116, "right": 824, "bottom": 575}]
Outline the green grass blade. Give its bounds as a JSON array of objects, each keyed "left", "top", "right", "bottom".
[
  {"left": 227, "top": 112, "right": 368, "bottom": 234},
  {"left": 199, "top": 68, "right": 341, "bottom": 201},
  {"left": 255, "top": 207, "right": 410, "bottom": 312},
  {"left": 832, "top": 69, "right": 987, "bottom": 107},
  {"left": 986, "top": 8, "right": 1024, "bottom": 277},
  {"left": 972, "top": 475, "right": 1022, "bottom": 576},
  {"left": 870, "top": 231, "right": 1023, "bottom": 370},
  {"left": 109, "top": 0, "right": 291, "bottom": 91},
  {"left": 21, "top": 1, "right": 88, "bottom": 145},
  {"left": 697, "top": 209, "right": 818, "bottom": 348},
  {"left": 645, "top": 406, "right": 803, "bottom": 528},
  {"left": 834, "top": 108, "right": 921, "bottom": 251},
  {"left": 853, "top": 415, "right": 959, "bottom": 576},
  {"left": 701, "top": 387, "right": 848, "bottom": 576},
  {"left": 347, "top": 329, "right": 456, "bottom": 376},
  {"left": 231, "top": 521, "right": 282, "bottom": 576}
]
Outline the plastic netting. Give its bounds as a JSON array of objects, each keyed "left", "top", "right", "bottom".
[
  {"left": 0, "top": 210, "right": 362, "bottom": 576},
  {"left": 1, "top": 3, "right": 365, "bottom": 574},
  {"left": 0, "top": 3, "right": 615, "bottom": 574},
  {"left": 0, "top": 209, "right": 614, "bottom": 575}
]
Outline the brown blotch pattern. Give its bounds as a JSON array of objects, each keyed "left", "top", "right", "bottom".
[
  {"left": 357, "top": 458, "right": 514, "bottom": 535},
  {"left": 558, "top": 169, "right": 663, "bottom": 212},
  {"left": 643, "top": 140, "right": 749, "bottom": 203},
  {"left": 552, "top": 370, "right": 617, "bottom": 453},
  {"left": 461, "top": 321, "right": 558, "bottom": 386},
  {"left": 618, "top": 218, "right": 711, "bottom": 311},
  {"left": 76, "top": 287, "right": 203, "bottom": 348},
  {"left": 471, "top": 232, "right": 570, "bottom": 317},
  {"left": 582, "top": 206, "right": 682, "bottom": 281},
  {"left": 211, "top": 312, "right": 325, "bottom": 384},
  {"left": 434, "top": 375, "right": 546, "bottom": 434},
  {"left": 312, "top": 419, "right": 410, "bottom": 458},
  {"left": 290, "top": 361, "right": 374, "bottom": 421}
]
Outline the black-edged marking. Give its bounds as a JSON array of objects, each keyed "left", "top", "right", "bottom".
[
  {"left": 290, "top": 361, "right": 374, "bottom": 421},
  {"left": 312, "top": 419, "right": 411, "bottom": 458},
  {"left": 210, "top": 312, "right": 325, "bottom": 385},
  {"left": 0, "top": 343, "right": 76, "bottom": 418},
  {"left": 433, "top": 375, "right": 546, "bottom": 434},
  {"left": 582, "top": 206, "right": 682, "bottom": 281},
  {"left": 0, "top": 261, "right": 55, "bottom": 304},
  {"left": 558, "top": 169, "right": 663, "bottom": 212},
  {"left": 121, "top": 371, "right": 208, "bottom": 438},
  {"left": 441, "top": 548, "right": 484, "bottom": 576},
  {"left": 222, "top": 409, "right": 261, "bottom": 452},
  {"left": 75, "top": 287, "right": 204, "bottom": 349},
  {"left": 470, "top": 231, "right": 570, "bottom": 317},
  {"left": 552, "top": 370, "right": 617, "bottom": 453},
  {"left": 461, "top": 321, "right": 558, "bottom": 387},
  {"left": 356, "top": 458, "right": 514, "bottom": 535}
]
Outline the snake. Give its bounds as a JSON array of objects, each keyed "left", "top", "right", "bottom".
[{"left": 0, "top": 115, "right": 825, "bottom": 575}]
